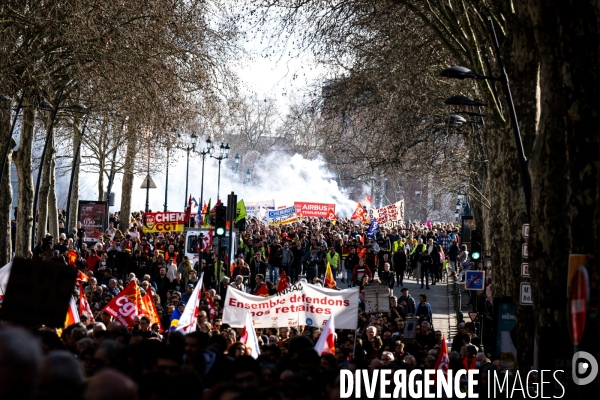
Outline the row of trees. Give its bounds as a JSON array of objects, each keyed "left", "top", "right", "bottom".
[
  {"left": 0, "top": 0, "right": 239, "bottom": 261},
  {"left": 243, "top": 0, "right": 600, "bottom": 389}
]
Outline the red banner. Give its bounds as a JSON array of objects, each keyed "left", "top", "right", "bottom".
[
  {"left": 294, "top": 202, "right": 336, "bottom": 219},
  {"left": 102, "top": 281, "right": 143, "bottom": 329},
  {"left": 142, "top": 212, "right": 186, "bottom": 233}
]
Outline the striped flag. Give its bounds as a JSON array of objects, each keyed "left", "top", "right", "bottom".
[{"left": 65, "top": 296, "right": 80, "bottom": 328}]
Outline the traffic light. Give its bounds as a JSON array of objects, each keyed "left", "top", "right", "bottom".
[
  {"left": 470, "top": 230, "right": 482, "bottom": 261},
  {"left": 215, "top": 205, "right": 227, "bottom": 237}
]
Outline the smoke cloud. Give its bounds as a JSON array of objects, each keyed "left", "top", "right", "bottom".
[{"left": 58, "top": 151, "right": 357, "bottom": 218}]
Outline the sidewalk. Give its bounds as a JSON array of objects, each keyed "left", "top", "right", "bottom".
[{"left": 391, "top": 273, "right": 453, "bottom": 337}]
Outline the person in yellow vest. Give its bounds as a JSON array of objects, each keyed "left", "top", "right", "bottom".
[
  {"left": 410, "top": 238, "right": 427, "bottom": 285},
  {"left": 326, "top": 247, "right": 340, "bottom": 280}
]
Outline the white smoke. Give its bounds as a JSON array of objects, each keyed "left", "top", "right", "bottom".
[{"left": 58, "top": 151, "right": 357, "bottom": 218}]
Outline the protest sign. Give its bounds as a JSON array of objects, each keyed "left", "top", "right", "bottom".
[
  {"left": 142, "top": 212, "right": 186, "bottom": 233},
  {"left": 294, "top": 202, "right": 336, "bottom": 219},
  {"left": 246, "top": 200, "right": 276, "bottom": 216},
  {"left": 267, "top": 206, "right": 298, "bottom": 226},
  {"left": 370, "top": 200, "right": 405, "bottom": 228},
  {"left": 78, "top": 200, "right": 108, "bottom": 243},
  {"left": 223, "top": 283, "right": 359, "bottom": 329}
]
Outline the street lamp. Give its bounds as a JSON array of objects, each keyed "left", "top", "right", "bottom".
[
  {"left": 210, "top": 142, "right": 230, "bottom": 202},
  {"left": 198, "top": 137, "right": 213, "bottom": 224},
  {"left": 440, "top": 17, "right": 530, "bottom": 217},
  {"left": 181, "top": 133, "right": 198, "bottom": 210}
]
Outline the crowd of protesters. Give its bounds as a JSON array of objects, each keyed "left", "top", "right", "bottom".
[{"left": 0, "top": 211, "right": 505, "bottom": 399}]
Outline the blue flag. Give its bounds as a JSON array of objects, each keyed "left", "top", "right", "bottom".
[
  {"left": 170, "top": 306, "right": 182, "bottom": 331},
  {"left": 366, "top": 218, "right": 380, "bottom": 238}
]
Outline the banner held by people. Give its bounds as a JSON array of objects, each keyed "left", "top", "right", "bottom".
[
  {"left": 142, "top": 212, "right": 186, "bottom": 233},
  {"left": 294, "top": 202, "right": 336, "bottom": 219},
  {"left": 267, "top": 206, "right": 298, "bottom": 226},
  {"left": 223, "top": 283, "right": 358, "bottom": 329}
]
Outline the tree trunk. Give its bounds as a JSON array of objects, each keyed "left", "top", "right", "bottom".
[
  {"left": 0, "top": 102, "right": 13, "bottom": 264},
  {"left": 36, "top": 119, "right": 54, "bottom": 239},
  {"left": 98, "top": 158, "right": 105, "bottom": 202},
  {"left": 48, "top": 151, "right": 59, "bottom": 239},
  {"left": 525, "top": 2, "right": 600, "bottom": 394},
  {"left": 119, "top": 123, "right": 137, "bottom": 232},
  {"left": 13, "top": 100, "right": 35, "bottom": 256},
  {"left": 67, "top": 122, "right": 82, "bottom": 233}
]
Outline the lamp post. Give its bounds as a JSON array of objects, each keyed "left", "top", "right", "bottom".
[
  {"left": 440, "top": 18, "right": 530, "bottom": 217},
  {"left": 182, "top": 133, "right": 198, "bottom": 210},
  {"left": 234, "top": 153, "right": 241, "bottom": 172},
  {"left": 198, "top": 137, "right": 213, "bottom": 222},
  {"left": 210, "top": 142, "right": 230, "bottom": 202}
]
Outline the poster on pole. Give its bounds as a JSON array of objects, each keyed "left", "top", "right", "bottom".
[
  {"left": 78, "top": 201, "right": 108, "bottom": 244},
  {"left": 267, "top": 206, "right": 298, "bottom": 226},
  {"left": 223, "top": 283, "right": 359, "bottom": 329},
  {"left": 370, "top": 200, "right": 405, "bottom": 228},
  {"left": 142, "top": 212, "right": 186, "bottom": 233},
  {"left": 294, "top": 202, "right": 336, "bottom": 219}
]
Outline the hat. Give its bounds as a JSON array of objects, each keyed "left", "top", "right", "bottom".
[{"left": 187, "top": 284, "right": 194, "bottom": 288}]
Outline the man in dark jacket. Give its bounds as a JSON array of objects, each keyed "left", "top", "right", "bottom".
[{"left": 393, "top": 246, "right": 407, "bottom": 286}]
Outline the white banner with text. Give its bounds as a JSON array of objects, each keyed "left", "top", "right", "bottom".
[{"left": 223, "top": 283, "right": 359, "bottom": 329}]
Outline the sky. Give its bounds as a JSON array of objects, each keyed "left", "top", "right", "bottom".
[{"left": 51, "top": 30, "right": 362, "bottom": 217}]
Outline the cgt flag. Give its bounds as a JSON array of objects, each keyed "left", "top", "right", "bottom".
[
  {"left": 204, "top": 291, "right": 218, "bottom": 320},
  {"left": 102, "top": 281, "right": 144, "bottom": 329},
  {"left": 314, "top": 314, "right": 335, "bottom": 355}
]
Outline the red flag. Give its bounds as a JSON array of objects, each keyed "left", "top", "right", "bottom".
[
  {"left": 201, "top": 202, "right": 208, "bottom": 214},
  {"left": 68, "top": 251, "right": 78, "bottom": 266},
  {"left": 102, "top": 281, "right": 144, "bottom": 329},
  {"left": 141, "top": 290, "right": 163, "bottom": 332},
  {"left": 79, "top": 284, "right": 94, "bottom": 319},
  {"left": 351, "top": 203, "right": 365, "bottom": 220},
  {"left": 435, "top": 334, "right": 450, "bottom": 375},
  {"left": 277, "top": 270, "right": 290, "bottom": 292},
  {"left": 76, "top": 269, "right": 89, "bottom": 283},
  {"left": 204, "top": 291, "right": 218, "bottom": 320},
  {"left": 254, "top": 283, "right": 269, "bottom": 297},
  {"left": 324, "top": 262, "right": 336, "bottom": 288}
]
